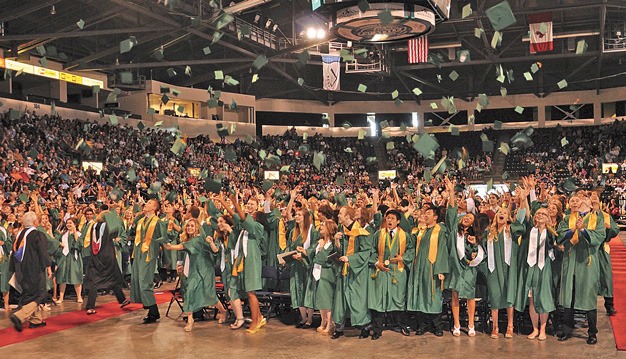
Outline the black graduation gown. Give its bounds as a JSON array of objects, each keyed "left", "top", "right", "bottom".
[
  {"left": 84, "top": 221, "right": 124, "bottom": 291},
  {"left": 9, "top": 227, "right": 51, "bottom": 305}
]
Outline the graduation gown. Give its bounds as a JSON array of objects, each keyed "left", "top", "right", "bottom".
[
  {"left": 229, "top": 214, "right": 265, "bottom": 297},
  {"left": 557, "top": 212, "right": 606, "bottom": 311},
  {"left": 288, "top": 224, "right": 319, "bottom": 308},
  {"left": 514, "top": 225, "right": 556, "bottom": 313},
  {"left": 9, "top": 227, "right": 51, "bottom": 305},
  {"left": 303, "top": 240, "right": 336, "bottom": 310},
  {"left": 598, "top": 211, "right": 619, "bottom": 297},
  {"left": 130, "top": 214, "right": 169, "bottom": 306},
  {"left": 332, "top": 221, "right": 372, "bottom": 326},
  {"left": 160, "top": 216, "right": 180, "bottom": 271},
  {"left": 180, "top": 235, "right": 219, "bottom": 313},
  {"left": 84, "top": 220, "right": 125, "bottom": 291},
  {"left": 55, "top": 231, "right": 83, "bottom": 285},
  {"left": 0, "top": 227, "right": 12, "bottom": 293},
  {"left": 221, "top": 231, "right": 235, "bottom": 300},
  {"left": 445, "top": 206, "right": 485, "bottom": 299},
  {"left": 367, "top": 227, "right": 414, "bottom": 312},
  {"left": 484, "top": 222, "right": 526, "bottom": 309},
  {"left": 406, "top": 223, "right": 449, "bottom": 313}
]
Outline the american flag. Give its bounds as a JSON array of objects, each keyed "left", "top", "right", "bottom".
[{"left": 408, "top": 36, "right": 428, "bottom": 64}]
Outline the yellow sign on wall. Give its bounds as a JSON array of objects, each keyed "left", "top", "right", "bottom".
[{"left": 1, "top": 59, "right": 103, "bottom": 88}]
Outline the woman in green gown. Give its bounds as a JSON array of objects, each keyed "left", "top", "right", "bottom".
[
  {"left": 514, "top": 208, "right": 556, "bottom": 341},
  {"left": 288, "top": 205, "right": 319, "bottom": 328},
  {"left": 0, "top": 223, "right": 12, "bottom": 311},
  {"left": 55, "top": 218, "right": 84, "bottom": 303},
  {"left": 302, "top": 219, "right": 338, "bottom": 334},
  {"left": 165, "top": 218, "right": 220, "bottom": 332}
]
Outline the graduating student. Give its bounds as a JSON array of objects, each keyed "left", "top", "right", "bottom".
[
  {"left": 406, "top": 204, "right": 449, "bottom": 337},
  {"left": 9, "top": 212, "right": 52, "bottom": 332},
  {"left": 54, "top": 218, "right": 84, "bottom": 304},
  {"left": 367, "top": 209, "right": 414, "bottom": 339},
  {"left": 302, "top": 219, "right": 338, "bottom": 334},
  {"left": 0, "top": 222, "right": 13, "bottom": 311},
  {"left": 592, "top": 192, "right": 619, "bottom": 316},
  {"left": 446, "top": 182, "right": 487, "bottom": 337},
  {"left": 331, "top": 206, "right": 373, "bottom": 340},
  {"left": 130, "top": 199, "right": 169, "bottom": 323},
  {"left": 557, "top": 192, "right": 606, "bottom": 345},
  {"left": 287, "top": 187, "right": 319, "bottom": 328},
  {"left": 515, "top": 207, "right": 555, "bottom": 340},
  {"left": 165, "top": 218, "right": 224, "bottom": 331},
  {"left": 215, "top": 192, "right": 266, "bottom": 334},
  {"left": 84, "top": 205, "right": 130, "bottom": 315},
  {"left": 484, "top": 204, "right": 527, "bottom": 339}
]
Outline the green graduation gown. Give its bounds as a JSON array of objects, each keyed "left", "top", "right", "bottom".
[
  {"left": 484, "top": 222, "right": 526, "bottom": 309},
  {"left": 303, "top": 240, "right": 336, "bottom": 310},
  {"left": 514, "top": 225, "right": 556, "bottom": 313},
  {"left": 406, "top": 223, "right": 449, "bottom": 313},
  {"left": 367, "top": 227, "right": 414, "bottom": 312},
  {"left": 598, "top": 211, "right": 619, "bottom": 297},
  {"left": 229, "top": 214, "right": 265, "bottom": 297},
  {"left": 288, "top": 224, "right": 320, "bottom": 308},
  {"left": 0, "top": 227, "right": 12, "bottom": 293},
  {"left": 557, "top": 212, "right": 606, "bottom": 311},
  {"left": 332, "top": 221, "right": 372, "bottom": 326},
  {"left": 55, "top": 231, "right": 84, "bottom": 285},
  {"left": 130, "top": 214, "right": 169, "bottom": 306},
  {"left": 180, "top": 235, "right": 219, "bottom": 313},
  {"left": 445, "top": 206, "right": 485, "bottom": 299}
]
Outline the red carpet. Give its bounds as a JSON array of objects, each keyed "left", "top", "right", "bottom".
[
  {"left": 609, "top": 236, "right": 626, "bottom": 350},
  {"left": 0, "top": 291, "right": 172, "bottom": 348}
]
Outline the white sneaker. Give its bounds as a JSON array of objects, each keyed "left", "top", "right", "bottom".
[
  {"left": 468, "top": 326, "right": 476, "bottom": 337},
  {"left": 453, "top": 326, "right": 461, "bottom": 337}
]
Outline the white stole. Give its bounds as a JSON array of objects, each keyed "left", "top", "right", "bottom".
[
  {"left": 487, "top": 229, "right": 512, "bottom": 273},
  {"left": 61, "top": 232, "right": 71, "bottom": 257},
  {"left": 527, "top": 227, "right": 547, "bottom": 269},
  {"left": 220, "top": 242, "right": 226, "bottom": 272},
  {"left": 312, "top": 241, "right": 331, "bottom": 281},
  {"left": 303, "top": 224, "right": 313, "bottom": 250},
  {"left": 456, "top": 233, "right": 465, "bottom": 261},
  {"left": 183, "top": 253, "right": 190, "bottom": 277},
  {"left": 233, "top": 229, "right": 248, "bottom": 262},
  {"left": 468, "top": 246, "right": 485, "bottom": 267}
]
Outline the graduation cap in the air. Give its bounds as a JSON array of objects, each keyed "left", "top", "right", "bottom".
[{"left": 204, "top": 178, "right": 223, "bottom": 194}]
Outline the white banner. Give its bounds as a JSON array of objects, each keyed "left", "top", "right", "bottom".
[{"left": 322, "top": 55, "right": 340, "bottom": 91}]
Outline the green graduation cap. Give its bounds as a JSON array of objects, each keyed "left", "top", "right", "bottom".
[
  {"left": 514, "top": 106, "right": 524, "bottom": 114},
  {"left": 500, "top": 87, "right": 508, "bottom": 97},
  {"left": 482, "top": 140, "right": 494, "bottom": 152},
  {"left": 252, "top": 54, "right": 269, "bottom": 70},
  {"left": 412, "top": 87, "right": 422, "bottom": 96},
  {"left": 561, "top": 137, "right": 569, "bottom": 147},
  {"left": 224, "top": 146, "right": 237, "bottom": 162},
  {"left": 335, "top": 176, "right": 346, "bottom": 186},
  {"left": 462, "top": 3, "right": 473, "bottom": 18},
  {"left": 18, "top": 193, "right": 29, "bottom": 203},
  {"left": 423, "top": 169, "right": 432, "bottom": 182},
  {"left": 214, "top": 70, "right": 224, "bottom": 80},
  {"left": 170, "top": 137, "right": 187, "bottom": 155},
  {"left": 486, "top": 1, "right": 516, "bottom": 31},
  {"left": 357, "top": 0, "right": 369, "bottom": 12},
  {"left": 10, "top": 109, "right": 20, "bottom": 120},
  {"left": 357, "top": 84, "right": 367, "bottom": 93},
  {"left": 225, "top": 76, "right": 239, "bottom": 86},
  {"left": 313, "top": 151, "right": 326, "bottom": 170},
  {"left": 394, "top": 98, "right": 403, "bottom": 107},
  {"left": 391, "top": 90, "right": 399, "bottom": 99},
  {"left": 431, "top": 156, "right": 447, "bottom": 174},
  {"left": 530, "top": 63, "right": 540, "bottom": 74},
  {"left": 77, "top": 19, "right": 85, "bottom": 29},
  {"left": 524, "top": 72, "right": 533, "bottom": 81},
  {"left": 498, "top": 142, "right": 510, "bottom": 155},
  {"left": 560, "top": 177, "right": 578, "bottom": 193},
  {"left": 296, "top": 50, "right": 310, "bottom": 68},
  {"left": 204, "top": 178, "right": 223, "bottom": 194},
  {"left": 262, "top": 179, "right": 274, "bottom": 192},
  {"left": 380, "top": 120, "right": 390, "bottom": 129},
  {"left": 161, "top": 94, "right": 169, "bottom": 105},
  {"left": 378, "top": 10, "right": 393, "bottom": 26},
  {"left": 413, "top": 134, "right": 439, "bottom": 159},
  {"left": 120, "top": 71, "right": 133, "bottom": 84},
  {"left": 487, "top": 178, "right": 494, "bottom": 192},
  {"left": 280, "top": 165, "right": 290, "bottom": 173},
  {"left": 449, "top": 70, "right": 459, "bottom": 81},
  {"left": 39, "top": 57, "right": 48, "bottom": 67},
  {"left": 494, "top": 120, "right": 503, "bottom": 130},
  {"left": 265, "top": 154, "right": 281, "bottom": 166},
  {"left": 154, "top": 121, "right": 163, "bottom": 127},
  {"left": 165, "top": 191, "right": 178, "bottom": 203},
  {"left": 576, "top": 39, "right": 588, "bottom": 54},
  {"left": 478, "top": 93, "right": 489, "bottom": 107},
  {"left": 557, "top": 79, "right": 568, "bottom": 90},
  {"left": 119, "top": 39, "right": 133, "bottom": 54},
  {"left": 450, "top": 125, "right": 460, "bottom": 136},
  {"left": 166, "top": 68, "right": 177, "bottom": 77},
  {"left": 502, "top": 171, "right": 509, "bottom": 181},
  {"left": 137, "top": 121, "right": 145, "bottom": 131},
  {"left": 212, "top": 31, "right": 224, "bottom": 44},
  {"left": 386, "top": 141, "right": 395, "bottom": 150},
  {"left": 109, "top": 113, "right": 119, "bottom": 125}
]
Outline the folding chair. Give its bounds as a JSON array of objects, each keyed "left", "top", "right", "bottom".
[{"left": 166, "top": 277, "right": 184, "bottom": 318}]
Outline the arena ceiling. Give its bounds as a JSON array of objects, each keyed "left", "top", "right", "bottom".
[{"left": 0, "top": 0, "right": 625, "bottom": 105}]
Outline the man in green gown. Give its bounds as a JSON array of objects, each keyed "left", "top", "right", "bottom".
[
  {"left": 406, "top": 204, "right": 449, "bottom": 336},
  {"left": 130, "top": 199, "right": 170, "bottom": 323},
  {"left": 331, "top": 206, "right": 373, "bottom": 339},
  {"left": 368, "top": 209, "right": 414, "bottom": 339},
  {"left": 591, "top": 193, "right": 619, "bottom": 316},
  {"left": 557, "top": 193, "right": 606, "bottom": 345}
]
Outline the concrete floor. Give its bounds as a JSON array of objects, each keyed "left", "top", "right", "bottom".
[{"left": 2, "top": 237, "right": 626, "bottom": 359}]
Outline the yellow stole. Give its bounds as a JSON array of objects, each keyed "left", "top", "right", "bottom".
[
  {"left": 82, "top": 221, "right": 95, "bottom": 248},
  {"left": 416, "top": 224, "right": 441, "bottom": 265},
  {"left": 342, "top": 221, "right": 370, "bottom": 276},
  {"left": 278, "top": 219, "right": 287, "bottom": 251},
  {"left": 134, "top": 215, "right": 159, "bottom": 262},
  {"left": 376, "top": 228, "right": 407, "bottom": 272},
  {"left": 602, "top": 211, "right": 611, "bottom": 254},
  {"left": 568, "top": 212, "right": 595, "bottom": 245}
]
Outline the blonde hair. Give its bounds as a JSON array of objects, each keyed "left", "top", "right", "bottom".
[
  {"left": 180, "top": 218, "right": 200, "bottom": 242},
  {"left": 487, "top": 208, "right": 511, "bottom": 242}
]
